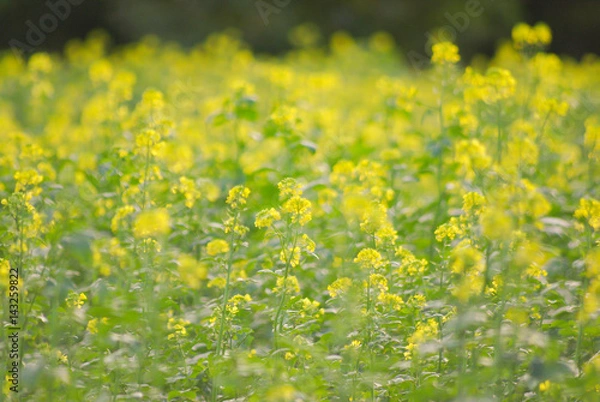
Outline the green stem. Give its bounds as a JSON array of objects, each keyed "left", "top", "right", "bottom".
[
  {"left": 212, "top": 216, "right": 238, "bottom": 402},
  {"left": 428, "top": 85, "right": 446, "bottom": 261},
  {"left": 575, "top": 273, "right": 589, "bottom": 373},
  {"left": 216, "top": 215, "right": 238, "bottom": 357},
  {"left": 273, "top": 229, "right": 298, "bottom": 347},
  {"left": 141, "top": 140, "right": 151, "bottom": 211},
  {"left": 496, "top": 104, "right": 503, "bottom": 164}
]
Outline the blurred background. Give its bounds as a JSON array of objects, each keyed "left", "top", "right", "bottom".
[{"left": 1, "top": 0, "right": 599, "bottom": 61}]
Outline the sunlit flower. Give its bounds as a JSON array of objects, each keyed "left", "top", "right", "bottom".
[
  {"left": 206, "top": 239, "right": 230, "bottom": 256},
  {"left": 354, "top": 248, "right": 384, "bottom": 270},
  {"left": 132, "top": 209, "right": 171, "bottom": 238},
  {"left": 226, "top": 185, "right": 251, "bottom": 209},
  {"left": 431, "top": 42, "right": 460, "bottom": 65}
]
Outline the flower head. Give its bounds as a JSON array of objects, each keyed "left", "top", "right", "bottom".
[
  {"left": 431, "top": 42, "right": 460, "bottom": 65},
  {"left": 206, "top": 239, "right": 230, "bottom": 256},
  {"left": 512, "top": 22, "right": 552, "bottom": 49},
  {"left": 226, "top": 185, "right": 251, "bottom": 209},
  {"left": 354, "top": 248, "right": 384, "bottom": 270},
  {"left": 255, "top": 208, "right": 281, "bottom": 228},
  {"left": 133, "top": 209, "right": 171, "bottom": 238}
]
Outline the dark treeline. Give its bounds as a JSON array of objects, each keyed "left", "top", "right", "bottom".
[{"left": 1, "top": 0, "right": 598, "bottom": 60}]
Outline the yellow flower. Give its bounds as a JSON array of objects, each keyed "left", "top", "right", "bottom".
[
  {"left": 266, "top": 384, "right": 296, "bottom": 402},
  {"left": 28, "top": 52, "right": 53, "bottom": 74},
  {"left": 177, "top": 254, "right": 208, "bottom": 289},
  {"left": 56, "top": 351, "right": 69, "bottom": 364},
  {"left": 533, "top": 23, "right": 552, "bottom": 45},
  {"left": 584, "top": 117, "right": 600, "bottom": 160},
  {"left": 226, "top": 185, "right": 251, "bottom": 209},
  {"left": 368, "top": 273, "right": 388, "bottom": 292},
  {"left": 86, "top": 318, "right": 99, "bottom": 334},
  {"left": 375, "top": 225, "right": 398, "bottom": 248},
  {"left": 280, "top": 246, "right": 301, "bottom": 267},
  {"left": 255, "top": 208, "right": 281, "bottom": 228},
  {"left": 580, "top": 282, "right": 600, "bottom": 322},
  {"left": 431, "top": 42, "right": 460, "bottom": 65},
  {"left": 574, "top": 198, "right": 600, "bottom": 231},
  {"left": 14, "top": 169, "right": 43, "bottom": 192},
  {"left": 89, "top": 59, "right": 113, "bottom": 84},
  {"left": 171, "top": 177, "right": 201, "bottom": 208},
  {"left": 167, "top": 317, "right": 190, "bottom": 340},
  {"left": 344, "top": 340, "right": 362, "bottom": 350},
  {"left": 462, "top": 192, "right": 486, "bottom": 215},
  {"left": 206, "top": 239, "right": 230, "bottom": 256},
  {"left": 405, "top": 319, "right": 439, "bottom": 359},
  {"left": 132, "top": 209, "right": 171, "bottom": 238},
  {"left": 277, "top": 177, "right": 303, "bottom": 199},
  {"left": 300, "top": 234, "right": 316, "bottom": 253},
  {"left": 539, "top": 380, "right": 551, "bottom": 392},
  {"left": 141, "top": 88, "right": 166, "bottom": 112},
  {"left": 359, "top": 202, "right": 388, "bottom": 235},
  {"left": 454, "top": 139, "right": 492, "bottom": 180},
  {"left": 134, "top": 128, "right": 163, "bottom": 156},
  {"left": 585, "top": 249, "right": 600, "bottom": 278},
  {"left": 435, "top": 217, "right": 464, "bottom": 242},
  {"left": 226, "top": 294, "right": 252, "bottom": 315},
  {"left": 281, "top": 196, "right": 312, "bottom": 226},
  {"left": 327, "top": 277, "right": 352, "bottom": 298},
  {"left": 449, "top": 241, "right": 484, "bottom": 275},
  {"left": 224, "top": 217, "right": 249, "bottom": 236},
  {"left": 87, "top": 317, "right": 108, "bottom": 334},
  {"left": 512, "top": 22, "right": 552, "bottom": 49},
  {"left": 273, "top": 275, "right": 300, "bottom": 295},
  {"left": 66, "top": 292, "right": 87, "bottom": 309},
  {"left": 378, "top": 293, "right": 404, "bottom": 311},
  {"left": 354, "top": 248, "right": 384, "bottom": 270},
  {"left": 207, "top": 277, "right": 226, "bottom": 289},
  {"left": 480, "top": 207, "right": 514, "bottom": 241},
  {"left": 463, "top": 67, "right": 516, "bottom": 104},
  {"left": 395, "top": 247, "right": 428, "bottom": 276}
]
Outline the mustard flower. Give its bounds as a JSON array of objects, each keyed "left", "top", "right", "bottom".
[
  {"left": 255, "top": 208, "right": 281, "bottom": 228},
  {"left": 359, "top": 202, "right": 388, "bottom": 235},
  {"left": 300, "top": 233, "right": 316, "bottom": 253},
  {"left": 171, "top": 176, "right": 201, "bottom": 208},
  {"left": 367, "top": 273, "right": 389, "bottom": 292},
  {"left": 206, "top": 239, "right": 230, "bottom": 256},
  {"left": 449, "top": 240, "right": 485, "bottom": 275},
  {"left": 226, "top": 294, "right": 252, "bottom": 315},
  {"left": 226, "top": 185, "right": 251, "bottom": 209},
  {"left": 512, "top": 22, "right": 552, "bottom": 49},
  {"left": 273, "top": 275, "right": 301, "bottom": 295},
  {"left": 280, "top": 246, "right": 301, "bottom": 267},
  {"left": 462, "top": 192, "right": 486, "bottom": 215},
  {"left": 167, "top": 317, "right": 190, "bottom": 340},
  {"left": 132, "top": 208, "right": 171, "bottom": 238},
  {"left": 574, "top": 198, "right": 600, "bottom": 231},
  {"left": 327, "top": 277, "right": 352, "bottom": 298},
  {"left": 177, "top": 254, "right": 208, "bottom": 289},
  {"left": 354, "top": 248, "right": 384, "bottom": 270},
  {"left": 435, "top": 217, "right": 464, "bottom": 242},
  {"left": 14, "top": 169, "right": 43, "bottom": 192},
  {"left": 281, "top": 196, "right": 312, "bottom": 226},
  {"left": 377, "top": 292, "right": 404, "bottom": 311},
  {"left": 431, "top": 41, "right": 460, "bottom": 65},
  {"left": 66, "top": 292, "right": 87, "bottom": 309},
  {"left": 277, "top": 177, "right": 303, "bottom": 199}
]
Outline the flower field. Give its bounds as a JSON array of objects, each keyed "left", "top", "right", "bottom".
[{"left": 1, "top": 23, "right": 599, "bottom": 401}]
